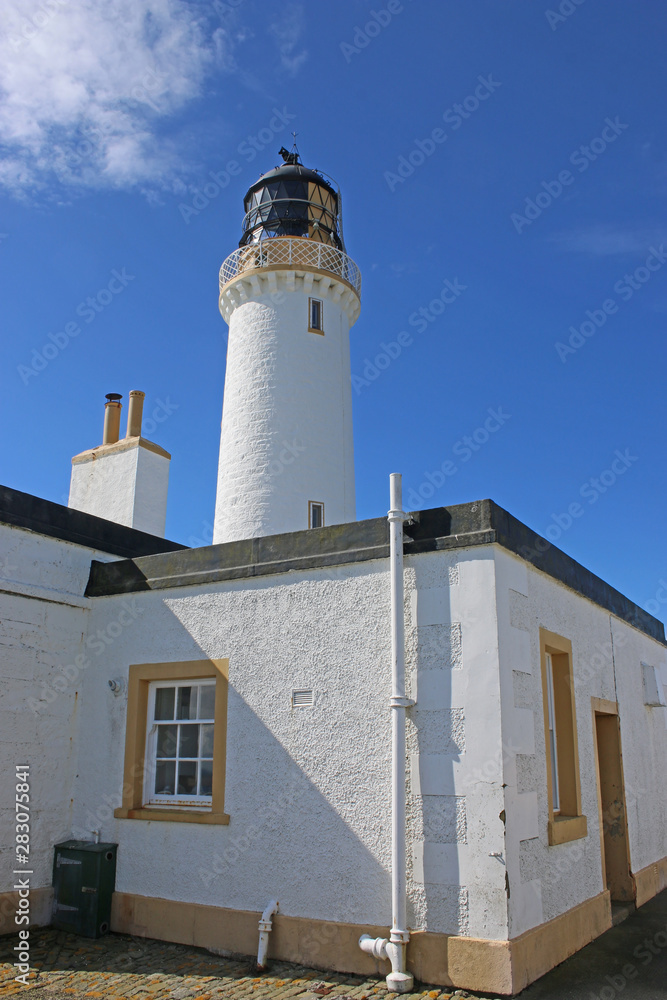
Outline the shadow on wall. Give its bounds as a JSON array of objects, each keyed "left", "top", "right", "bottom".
[
  {"left": 71, "top": 583, "right": 394, "bottom": 937},
  {"left": 406, "top": 568, "right": 467, "bottom": 936}
]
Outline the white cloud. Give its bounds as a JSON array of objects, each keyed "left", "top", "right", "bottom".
[
  {"left": 549, "top": 225, "right": 667, "bottom": 256},
  {"left": 269, "top": 4, "right": 308, "bottom": 77},
  {"left": 0, "top": 0, "right": 227, "bottom": 196}
]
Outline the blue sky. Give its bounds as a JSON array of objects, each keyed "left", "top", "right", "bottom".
[{"left": 1, "top": 0, "right": 666, "bottom": 622}]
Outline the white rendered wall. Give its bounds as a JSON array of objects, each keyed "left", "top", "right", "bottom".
[
  {"left": 70, "top": 545, "right": 511, "bottom": 941},
  {"left": 73, "top": 561, "right": 396, "bottom": 927},
  {"left": 213, "top": 269, "right": 357, "bottom": 543},
  {"left": 0, "top": 523, "right": 113, "bottom": 918},
  {"left": 610, "top": 616, "right": 667, "bottom": 877},
  {"left": 130, "top": 447, "right": 169, "bottom": 536},
  {"left": 494, "top": 548, "right": 667, "bottom": 939},
  {"left": 69, "top": 441, "right": 169, "bottom": 537},
  {"left": 406, "top": 549, "right": 508, "bottom": 940}
]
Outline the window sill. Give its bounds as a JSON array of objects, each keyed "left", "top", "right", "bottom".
[
  {"left": 308, "top": 328, "right": 325, "bottom": 335},
  {"left": 548, "top": 814, "right": 587, "bottom": 845},
  {"left": 114, "top": 807, "right": 230, "bottom": 825}
]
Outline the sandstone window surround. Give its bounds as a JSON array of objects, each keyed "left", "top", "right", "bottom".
[
  {"left": 540, "top": 629, "right": 587, "bottom": 845},
  {"left": 114, "top": 659, "right": 229, "bottom": 825}
]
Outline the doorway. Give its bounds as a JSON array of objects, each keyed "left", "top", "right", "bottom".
[{"left": 593, "top": 704, "right": 635, "bottom": 904}]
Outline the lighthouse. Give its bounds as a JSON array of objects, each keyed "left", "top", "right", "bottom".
[{"left": 213, "top": 146, "right": 361, "bottom": 544}]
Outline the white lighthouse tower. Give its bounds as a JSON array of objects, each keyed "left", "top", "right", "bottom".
[{"left": 213, "top": 146, "right": 361, "bottom": 543}]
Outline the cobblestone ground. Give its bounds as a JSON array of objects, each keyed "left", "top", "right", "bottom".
[{"left": 0, "top": 929, "right": 491, "bottom": 1000}]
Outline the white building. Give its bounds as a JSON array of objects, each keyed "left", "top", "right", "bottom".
[{"left": 1, "top": 151, "right": 665, "bottom": 996}]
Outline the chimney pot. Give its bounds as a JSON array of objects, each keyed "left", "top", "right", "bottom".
[
  {"left": 103, "top": 393, "right": 122, "bottom": 445},
  {"left": 126, "top": 390, "right": 146, "bottom": 438}
]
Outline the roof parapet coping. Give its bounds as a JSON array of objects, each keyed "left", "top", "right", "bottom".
[
  {"left": 0, "top": 485, "right": 186, "bottom": 560},
  {"left": 82, "top": 498, "right": 665, "bottom": 645}
]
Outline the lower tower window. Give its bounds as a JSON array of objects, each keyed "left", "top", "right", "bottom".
[
  {"left": 308, "top": 501, "right": 324, "bottom": 528},
  {"left": 309, "top": 297, "right": 323, "bottom": 333}
]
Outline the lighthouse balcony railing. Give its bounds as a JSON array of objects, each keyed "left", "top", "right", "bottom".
[{"left": 219, "top": 237, "right": 361, "bottom": 297}]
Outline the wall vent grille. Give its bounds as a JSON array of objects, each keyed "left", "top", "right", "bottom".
[{"left": 292, "top": 689, "right": 314, "bottom": 708}]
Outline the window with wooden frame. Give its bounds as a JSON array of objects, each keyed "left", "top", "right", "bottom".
[
  {"left": 308, "top": 297, "right": 323, "bottom": 333},
  {"left": 308, "top": 501, "right": 324, "bottom": 528},
  {"left": 114, "top": 659, "right": 229, "bottom": 825},
  {"left": 539, "top": 629, "right": 587, "bottom": 845}
]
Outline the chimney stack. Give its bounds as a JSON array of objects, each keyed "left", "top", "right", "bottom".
[{"left": 68, "top": 389, "right": 171, "bottom": 537}]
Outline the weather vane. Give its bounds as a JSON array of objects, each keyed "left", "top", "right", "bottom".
[{"left": 278, "top": 132, "right": 301, "bottom": 165}]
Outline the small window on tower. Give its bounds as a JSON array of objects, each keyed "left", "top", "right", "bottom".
[
  {"left": 308, "top": 501, "right": 324, "bottom": 528},
  {"left": 309, "top": 297, "right": 323, "bottom": 334}
]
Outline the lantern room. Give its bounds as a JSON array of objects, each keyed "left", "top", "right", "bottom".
[{"left": 239, "top": 147, "right": 342, "bottom": 249}]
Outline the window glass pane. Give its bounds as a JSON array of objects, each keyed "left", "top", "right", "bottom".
[
  {"left": 156, "top": 724, "right": 177, "bottom": 758},
  {"left": 200, "top": 723, "right": 214, "bottom": 758},
  {"left": 550, "top": 731, "right": 560, "bottom": 811},
  {"left": 311, "top": 503, "right": 322, "bottom": 528},
  {"left": 154, "top": 687, "right": 175, "bottom": 720},
  {"left": 177, "top": 686, "right": 196, "bottom": 720},
  {"left": 179, "top": 724, "right": 199, "bottom": 758},
  {"left": 147, "top": 677, "right": 219, "bottom": 804},
  {"left": 199, "top": 685, "right": 215, "bottom": 720},
  {"left": 545, "top": 653, "right": 560, "bottom": 811},
  {"left": 155, "top": 761, "right": 175, "bottom": 795},
  {"left": 200, "top": 761, "right": 213, "bottom": 796},
  {"left": 177, "top": 761, "right": 197, "bottom": 795}
]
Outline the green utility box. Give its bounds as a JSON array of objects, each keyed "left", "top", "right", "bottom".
[{"left": 52, "top": 840, "right": 117, "bottom": 938}]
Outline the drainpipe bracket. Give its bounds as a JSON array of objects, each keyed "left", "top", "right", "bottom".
[
  {"left": 390, "top": 697, "right": 415, "bottom": 709},
  {"left": 389, "top": 929, "right": 411, "bottom": 945},
  {"left": 258, "top": 920, "right": 273, "bottom": 932},
  {"left": 387, "top": 511, "right": 418, "bottom": 526}
]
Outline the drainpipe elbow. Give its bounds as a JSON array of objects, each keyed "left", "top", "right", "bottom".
[
  {"left": 256, "top": 899, "right": 278, "bottom": 971},
  {"left": 359, "top": 933, "right": 388, "bottom": 960}
]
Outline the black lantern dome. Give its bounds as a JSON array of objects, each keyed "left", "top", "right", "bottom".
[{"left": 239, "top": 146, "right": 342, "bottom": 250}]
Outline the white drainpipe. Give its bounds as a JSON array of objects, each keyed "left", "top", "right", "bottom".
[
  {"left": 359, "top": 473, "right": 415, "bottom": 994},
  {"left": 256, "top": 899, "right": 278, "bottom": 971}
]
